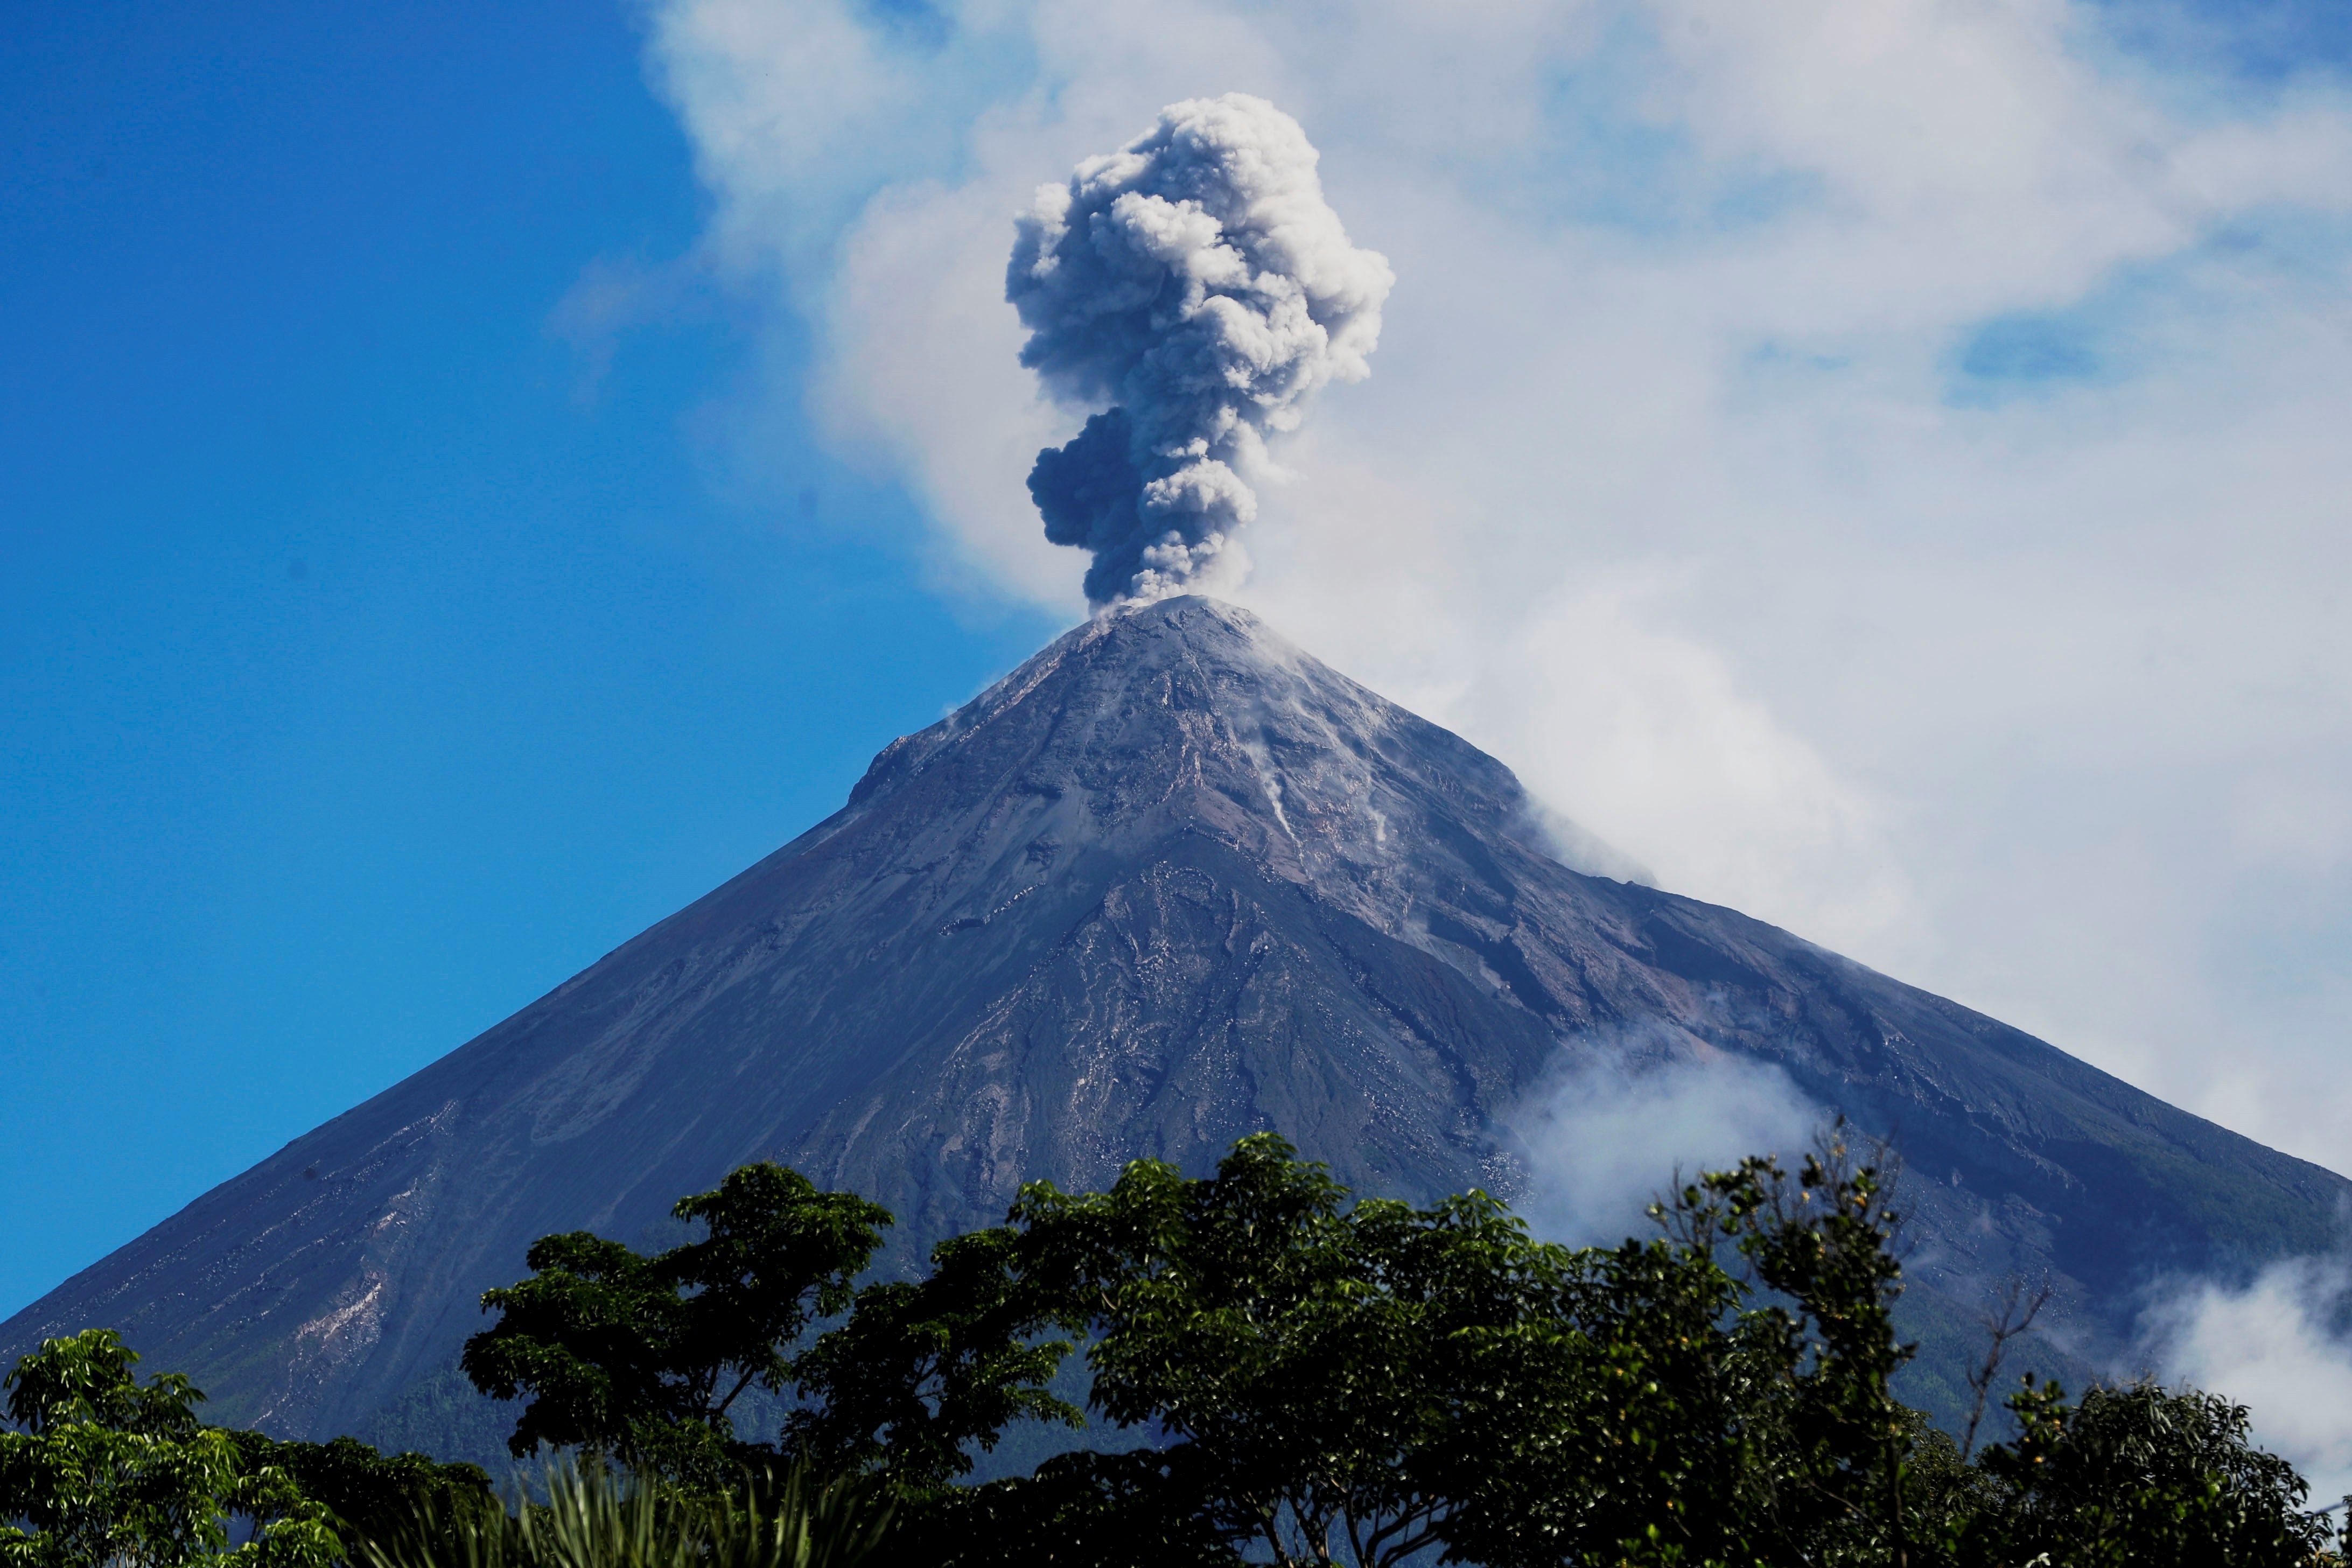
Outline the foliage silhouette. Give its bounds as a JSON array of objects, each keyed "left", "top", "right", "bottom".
[
  {"left": 457, "top": 1128, "right": 2342, "bottom": 1564},
  {"left": 1, "top": 1330, "right": 341, "bottom": 1568},
  {"left": 460, "top": 1165, "right": 890, "bottom": 1486}
]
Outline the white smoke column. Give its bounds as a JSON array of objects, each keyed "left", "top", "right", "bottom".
[{"left": 1007, "top": 93, "right": 1392, "bottom": 608}]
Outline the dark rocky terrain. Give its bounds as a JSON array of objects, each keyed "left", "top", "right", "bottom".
[{"left": 7, "top": 596, "right": 2344, "bottom": 1453}]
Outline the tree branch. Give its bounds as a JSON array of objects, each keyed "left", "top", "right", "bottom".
[{"left": 1961, "top": 1276, "right": 2054, "bottom": 1461}]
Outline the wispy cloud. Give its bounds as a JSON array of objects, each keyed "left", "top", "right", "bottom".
[
  {"left": 2144, "top": 1258, "right": 2352, "bottom": 1499},
  {"left": 1503, "top": 1022, "right": 1821, "bottom": 1245}
]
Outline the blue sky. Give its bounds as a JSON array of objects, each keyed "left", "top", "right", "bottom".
[
  {"left": 6, "top": 1, "right": 2352, "bottom": 1473},
  {"left": 0, "top": 1, "right": 1055, "bottom": 1320}
]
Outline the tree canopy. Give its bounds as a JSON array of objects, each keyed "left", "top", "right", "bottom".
[
  {"left": 451, "top": 1131, "right": 2340, "bottom": 1566},
  {"left": 459, "top": 1162, "right": 890, "bottom": 1486},
  {"left": 7, "top": 1133, "right": 2330, "bottom": 1567},
  {"left": 0, "top": 1328, "right": 493, "bottom": 1568}
]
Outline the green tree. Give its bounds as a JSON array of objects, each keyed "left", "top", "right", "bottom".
[
  {"left": 461, "top": 1164, "right": 891, "bottom": 1485},
  {"left": 221, "top": 1435, "right": 493, "bottom": 1562},
  {"left": 968, "top": 1130, "right": 1927, "bottom": 1567},
  {"left": 1658, "top": 1134, "right": 1918, "bottom": 1565},
  {"left": 787, "top": 1224, "right": 1081, "bottom": 1494},
  {"left": 989, "top": 1133, "right": 1565, "bottom": 1567},
  {"left": 776, "top": 1131, "right": 1932, "bottom": 1566},
  {"left": 1947, "top": 1376, "right": 2333, "bottom": 1567},
  {"left": 466, "top": 1138, "right": 2349, "bottom": 1568},
  {"left": 1438, "top": 1225, "right": 1769, "bottom": 1567},
  {"left": 0, "top": 1330, "right": 339, "bottom": 1568}
]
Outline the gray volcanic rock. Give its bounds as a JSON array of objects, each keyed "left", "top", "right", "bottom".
[{"left": 6, "top": 596, "right": 2345, "bottom": 1447}]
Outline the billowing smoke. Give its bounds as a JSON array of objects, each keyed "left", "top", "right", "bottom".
[{"left": 1007, "top": 94, "right": 1392, "bottom": 608}]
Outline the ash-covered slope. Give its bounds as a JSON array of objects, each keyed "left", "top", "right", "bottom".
[{"left": 8, "top": 597, "right": 2344, "bottom": 1446}]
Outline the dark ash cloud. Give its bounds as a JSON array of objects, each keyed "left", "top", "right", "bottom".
[{"left": 1007, "top": 93, "right": 1391, "bottom": 606}]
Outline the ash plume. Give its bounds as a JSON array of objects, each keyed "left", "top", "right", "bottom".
[{"left": 1007, "top": 94, "right": 1392, "bottom": 607}]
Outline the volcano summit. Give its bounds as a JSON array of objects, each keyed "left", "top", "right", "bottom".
[{"left": 6, "top": 597, "right": 2344, "bottom": 1449}]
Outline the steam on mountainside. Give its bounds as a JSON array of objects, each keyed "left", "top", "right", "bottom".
[{"left": 4, "top": 597, "right": 2344, "bottom": 1458}]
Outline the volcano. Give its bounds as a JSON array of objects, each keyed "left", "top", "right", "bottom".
[{"left": 7, "top": 596, "right": 2344, "bottom": 1451}]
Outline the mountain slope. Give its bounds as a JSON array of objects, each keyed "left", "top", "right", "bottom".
[{"left": 7, "top": 596, "right": 2343, "bottom": 1447}]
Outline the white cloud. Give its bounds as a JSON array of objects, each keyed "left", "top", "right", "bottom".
[
  {"left": 2145, "top": 1258, "right": 2352, "bottom": 1500},
  {"left": 640, "top": 0, "right": 2352, "bottom": 1174},
  {"left": 1475, "top": 571, "right": 1915, "bottom": 956},
  {"left": 818, "top": 173, "right": 1072, "bottom": 603},
  {"left": 1505, "top": 1024, "right": 1822, "bottom": 1246}
]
